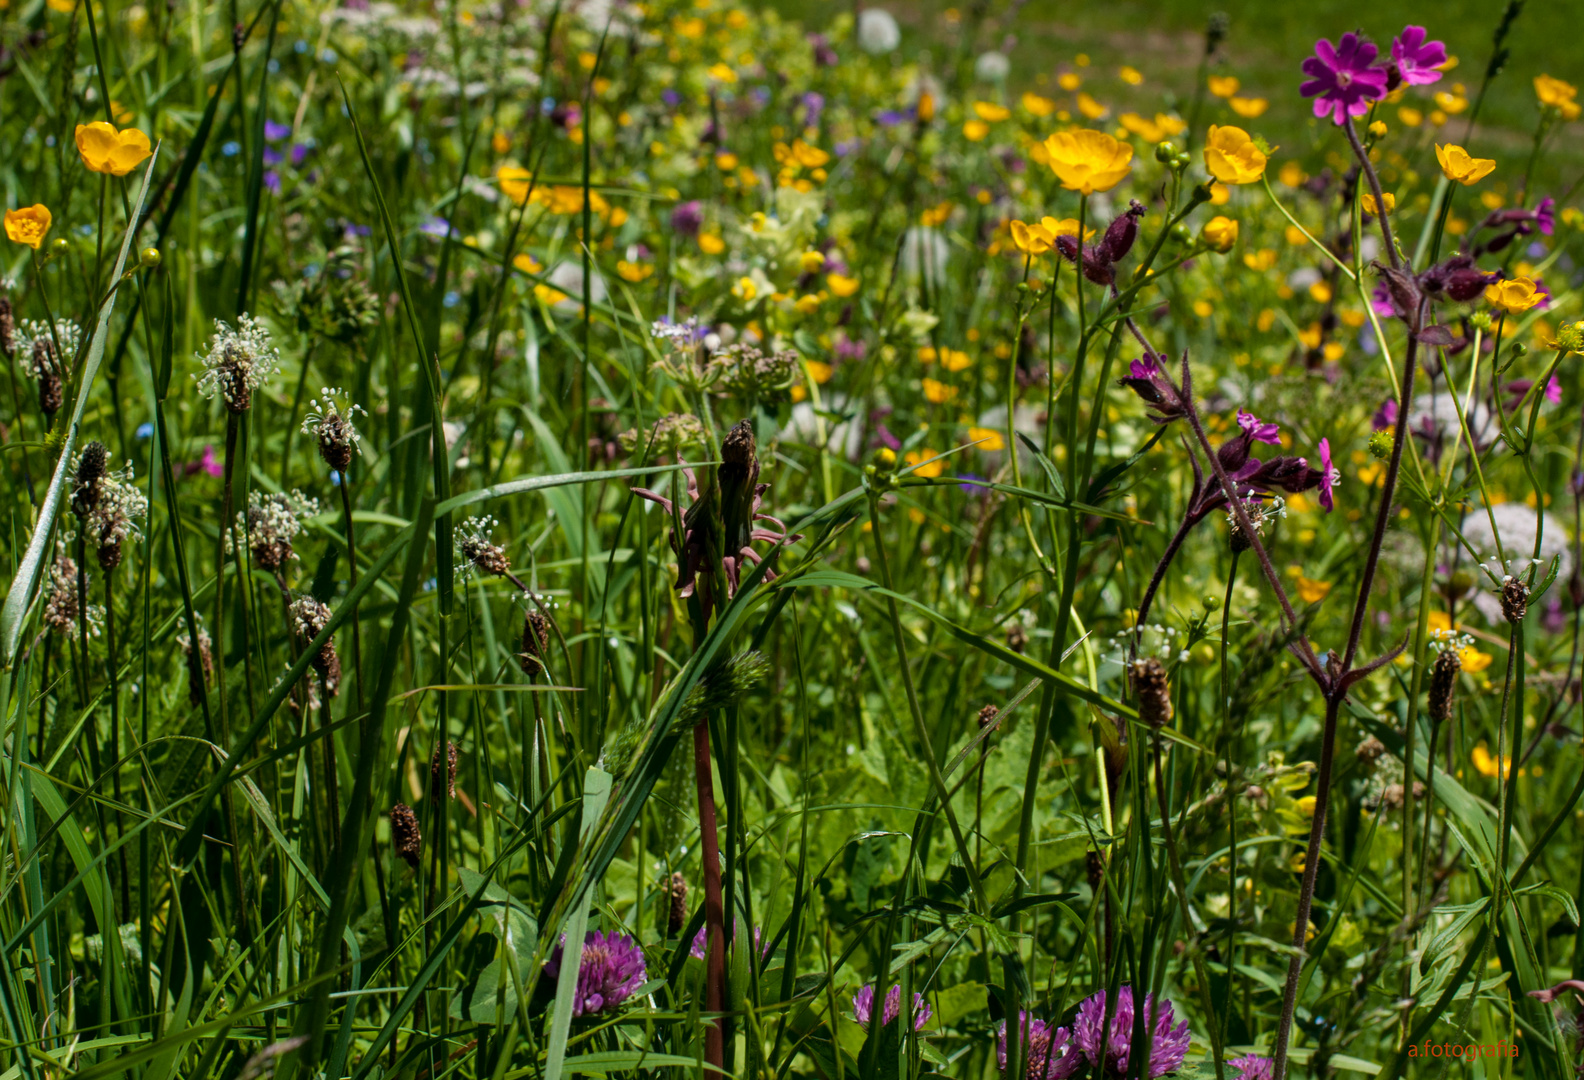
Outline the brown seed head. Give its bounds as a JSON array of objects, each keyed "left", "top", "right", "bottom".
[
  {"left": 977, "top": 704, "right": 1000, "bottom": 730},
  {"left": 519, "top": 608, "right": 551, "bottom": 678},
  {"left": 72, "top": 441, "right": 109, "bottom": 518},
  {"left": 391, "top": 803, "right": 422, "bottom": 868},
  {"left": 430, "top": 740, "right": 458, "bottom": 800},
  {"left": 1005, "top": 622, "right": 1028, "bottom": 654},
  {"left": 0, "top": 297, "right": 13, "bottom": 359},
  {"left": 317, "top": 413, "right": 356, "bottom": 472},
  {"left": 1130, "top": 657, "right": 1173, "bottom": 728},
  {"left": 1429, "top": 648, "right": 1461, "bottom": 723},
  {"left": 665, "top": 871, "right": 689, "bottom": 936},
  {"left": 181, "top": 626, "right": 214, "bottom": 706},
  {"left": 1500, "top": 578, "right": 1528, "bottom": 624},
  {"left": 1355, "top": 735, "right": 1387, "bottom": 769}
]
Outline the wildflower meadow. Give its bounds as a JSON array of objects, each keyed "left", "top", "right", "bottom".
[{"left": 2, "top": 1, "right": 1584, "bottom": 1078}]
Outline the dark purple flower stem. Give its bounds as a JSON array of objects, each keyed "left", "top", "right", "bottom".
[{"left": 692, "top": 718, "right": 727, "bottom": 1072}]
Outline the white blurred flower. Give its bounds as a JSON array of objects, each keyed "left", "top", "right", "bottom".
[
  {"left": 1460, "top": 503, "right": 1572, "bottom": 624},
  {"left": 856, "top": 8, "right": 900, "bottom": 55},
  {"left": 974, "top": 51, "right": 1010, "bottom": 83}
]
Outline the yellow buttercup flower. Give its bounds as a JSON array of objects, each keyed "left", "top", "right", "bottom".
[
  {"left": 1295, "top": 575, "right": 1332, "bottom": 603},
  {"left": 698, "top": 233, "right": 726, "bottom": 255},
  {"left": 4, "top": 204, "right": 52, "bottom": 249},
  {"left": 799, "top": 250, "right": 826, "bottom": 273},
  {"left": 1361, "top": 191, "right": 1396, "bottom": 215},
  {"left": 1201, "top": 216, "right": 1239, "bottom": 253},
  {"left": 1435, "top": 143, "right": 1496, "bottom": 186},
  {"left": 1009, "top": 219, "right": 1055, "bottom": 255},
  {"left": 74, "top": 121, "right": 153, "bottom": 176},
  {"left": 1203, "top": 125, "right": 1267, "bottom": 185},
  {"left": 1118, "top": 112, "right": 1185, "bottom": 143},
  {"left": 1228, "top": 96, "right": 1268, "bottom": 119},
  {"left": 1534, "top": 74, "right": 1580, "bottom": 120},
  {"left": 826, "top": 273, "right": 860, "bottom": 297},
  {"left": 963, "top": 120, "right": 990, "bottom": 142},
  {"left": 732, "top": 276, "right": 758, "bottom": 302},
  {"left": 498, "top": 165, "right": 534, "bottom": 205},
  {"left": 1207, "top": 74, "right": 1239, "bottom": 98},
  {"left": 1021, "top": 92, "right": 1056, "bottom": 118},
  {"left": 972, "top": 101, "right": 1010, "bottom": 122},
  {"left": 616, "top": 260, "right": 653, "bottom": 283},
  {"left": 1485, "top": 276, "right": 1543, "bottom": 314},
  {"left": 793, "top": 293, "right": 821, "bottom": 315},
  {"left": 967, "top": 427, "right": 1005, "bottom": 451},
  {"left": 1471, "top": 742, "right": 1510, "bottom": 779},
  {"left": 904, "top": 448, "right": 945, "bottom": 476},
  {"left": 1040, "top": 217, "right": 1093, "bottom": 241},
  {"left": 1042, "top": 128, "right": 1132, "bottom": 194},
  {"left": 1075, "top": 92, "right": 1108, "bottom": 120},
  {"left": 512, "top": 252, "right": 542, "bottom": 274}
]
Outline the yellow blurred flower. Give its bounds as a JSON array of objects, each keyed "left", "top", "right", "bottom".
[
  {"left": 973, "top": 101, "right": 1010, "bottom": 122},
  {"left": 1435, "top": 143, "right": 1495, "bottom": 185},
  {"left": 1296, "top": 576, "right": 1332, "bottom": 603},
  {"left": 1208, "top": 74, "right": 1240, "bottom": 98},
  {"left": 963, "top": 119, "right": 990, "bottom": 141},
  {"left": 827, "top": 273, "right": 860, "bottom": 297},
  {"left": 1009, "top": 219, "right": 1055, "bottom": 255},
  {"left": 1022, "top": 92, "right": 1056, "bottom": 117},
  {"left": 1118, "top": 65, "right": 1144, "bottom": 85},
  {"left": 1361, "top": 191, "right": 1396, "bottom": 215},
  {"left": 616, "top": 260, "right": 653, "bottom": 282},
  {"left": 1042, "top": 128, "right": 1132, "bottom": 194},
  {"left": 707, "top": 62, "right": 738, "bottom": 84},
  {"left": 940, "top": 348, "right": 971, "bottom": 371},
  {"left": 1041, "top": 217, "right": 1092, "bottom": 241},
  {"left": 1076, "top": 92, "right": 1108, "bottom": 120},
  {"left": 491, "top": 130, "right": 511, "bottom": 154},
  {"left": 967, "top": 427, "right": 1005, "bottom": 451},
  {"left": 921, "top": 378, "right": 955, "bottom": 404},
  {"left": 1535, "top": 74, "right": 1581, "bottom": 120},
  {"left": 1203, "top": 124, "right": 1267, "bottom": 184},
  {"left": 1399, "top": 107, "right": 1424, "bottom": 126},
  {"left": 1119, "top": 112, "right": 1185, "bottom": 142},
  {"left": 699, "top": 233, "right": 726, "bottom": 255},
  {"left": 799, "top": 250, "right": 826, "bottom": 273},
  {"left": 805, "top": 360, "right": 833, "bottom": 384},
  {"left": 1228, "top": 96, "right": 1269, "bottom": 118},
  {"left": 4, "top": 204, "right": 51, "bottom": 249},
  {"left": 904, "top": 448, "right": 946, "bottom": 477},
  {"left": 1471, "top": 742, "right": 1511, "bottom": 779},
  {"left": 1485, "top": 276, "right": 1543, "bottom": 314},
  {"left": 732, "top": 276, "right": 758, "bottom": 302},
  {"left": 512, "top": 252, "right": 542, "bottom": 274},
  {"left": 1201, "top": 216, "right": 1239, "bottom": 253},
  {"left": 793, "top": 293, "right": 822, "bottom": 314},
  {"left": 715, "top": 152, "right": 739, "bottom": 171},
  {"left": 1057, "top": 72, "right": 1082, "bottom": 92},
  {"left": 74, "top": 121, "right": 153, "bottom": 176},
  {"left": 533, "top": 283, "right": 569, "bottom": 305},
  {"left": 497, "top": 166, "right": 535, "bottom": 204}
]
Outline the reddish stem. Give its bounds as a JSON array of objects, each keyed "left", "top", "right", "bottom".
[{"left": 693, "top": 720, "right": 727, "bottom": 1071}]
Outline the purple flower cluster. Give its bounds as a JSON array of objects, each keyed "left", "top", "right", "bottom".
[
  {"left": 997, "top": 989, "right": 1191, "bottom": 1080},
  {"left": 852, "top": 983, "right": 932, "bottom": 1030},
  {"left": 1301, "top": 27, "right": 1444, "bottom": 125},
  {"left": 1230, "top": 1054, "right": 1275, "bottom": 1080},
  {"left": 689, "top": 921, "right": 765, "bottom": 961},
  {"left": 543, "top": 930, "right": 647, "bottom": 1018},
  {"left": 998, "top": 1013, "right": 1077, "bottom": 1080},
  {"left": 1072, "top": 987, "right": 1192, "bottom": 1078}
]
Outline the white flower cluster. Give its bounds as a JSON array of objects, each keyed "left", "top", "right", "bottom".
[
  {"left": 301, "top": 386, "right": 368, "bottom": 459},
  {"left": 15, "top": 319, "right": 82, "bottom": 377},
  {"left": 1427, "top": 627, "right": 1475, "bottom": 655},
  {"left": 194, "top": 314, "right": 281, "bottom": 411},
  {"left": 230, "top": 489, "right": 320, "bottom": 560}
]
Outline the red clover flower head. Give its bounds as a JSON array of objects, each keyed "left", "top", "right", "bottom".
[
  {"left": 1072, "top": 986, "right": 1191, "bottom": 1078},
  {"left": 1229, "top": 1054, "right": 1275, "bottom": 1080},
  {"left": 997, "top": 1012, "right": 1079, "bottom": 1080},
  {"left": 851, "top": 984, "right": 932, "bottom": 1031},
  {"left": 1300, "top": 33, "right": 1389, "bottom": 125},
  {"left": 543, "top": 930, "right": 647, "bottom": 1017}
]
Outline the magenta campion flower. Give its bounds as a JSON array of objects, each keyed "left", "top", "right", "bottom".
[
  {"left": 997, "top": 1013, "right": 1079, "bottom": 1080},
  {"left": 852, "top": 984, "right": 932, "bottom": 1030},
  {"left": 1317, "top": 437, "right": 1340, "bottom": 512},
  {"left": 1229, "top": 1054, "right": 1275, "bottom": 1080},
  {"left": 1390, "top": 26, "right": 1446, "bottom": 86},
  {"left": 1373, "top": 398, "right": 1398, "bottom": 431},
  {"left": 1536, "top": 197, "right": 1556, "bottom": 236},
  {"left": 1300, "top": 33, "right": 1389, "bottom": 124},
  {"left": 543, "top": 930, "right": 647, "bottom": 1017},
  {"left": 1237, "top": 410, "right": 1281, "bottom": 446},
  {"left": 1071, "top": 987, "right": 1191, "bottom": 1078}
]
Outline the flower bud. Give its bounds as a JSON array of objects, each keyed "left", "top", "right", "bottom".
[
  {"left": 1500, "top": 578, "right": 1528, "bottom": 624},
  {"left": 139, "top": 246, "right": 162, "bottom": 269},
  {"left": 1155, "top": 141, "right": 1178, "bottom": 163},
  {"left": 50, "top": 237, "right": 71, "bottom": 257}
]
